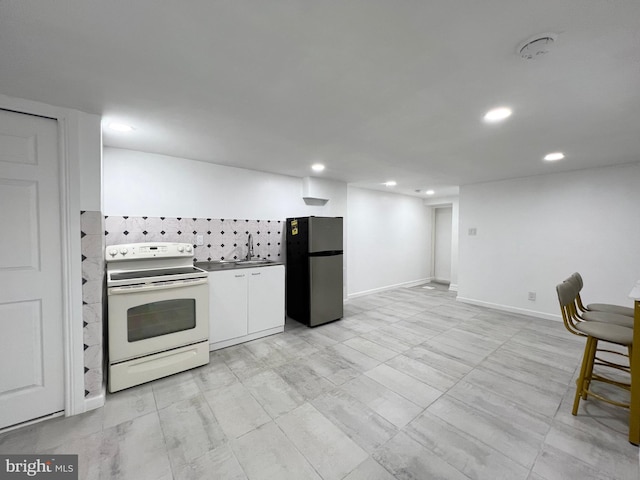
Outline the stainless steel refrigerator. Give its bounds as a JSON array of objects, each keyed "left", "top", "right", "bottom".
[{"left": 286, "top": 216, "right": 343, "bottom": 326}]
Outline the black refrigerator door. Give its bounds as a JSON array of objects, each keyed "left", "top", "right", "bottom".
[
  {"left": 309, "top": 254, "right": 343, "bottom": 326},
  {"left": 286, "top": 217, "right": 309, "bottom": 323}
]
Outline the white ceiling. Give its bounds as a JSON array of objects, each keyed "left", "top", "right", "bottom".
[{"left": 1, "top": 1, "right": 639, "bottom": 197}]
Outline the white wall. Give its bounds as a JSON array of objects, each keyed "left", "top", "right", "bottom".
[
  {"left": 458, "top": 163, "right": 640, "bottom": 319},
  {"left": 103, "top": 147, "right": 346, "bottom": 219},
  {"left": 347, "top": 186, "right": 432, "bottom": 296},
  {"left": 105, "top": 148, "right": 436, "bottom": 298},
  {"left": 75, "top": 112, "right": 103, "bottom": 211},
  {"left": 104, "top": 148, "right": 350, "bottom": 297}
]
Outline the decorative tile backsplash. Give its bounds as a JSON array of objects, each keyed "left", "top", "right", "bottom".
[
  {"left": 104, "top": 216, "right": 284, "bottom": 262},
  {"left": 80, "top": 210, "right": 105, "bottom": 400}
]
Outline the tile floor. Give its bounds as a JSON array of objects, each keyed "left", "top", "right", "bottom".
[{"left": 1, "top": 283, "right": 638, "bottom": 479}]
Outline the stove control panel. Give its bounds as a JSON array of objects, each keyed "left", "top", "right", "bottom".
[{"left": 106, "top": 242, "right": 194, "bottom": 261}]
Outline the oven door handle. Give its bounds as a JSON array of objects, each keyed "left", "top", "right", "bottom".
[{"left": 108, "top": 278, "right": 208, "bottom": 294}]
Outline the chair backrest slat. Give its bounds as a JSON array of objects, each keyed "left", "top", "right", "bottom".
[
  {"left": 556, "top": 280, "right": 577, "bottom": 307},
  {"left": 566, "top": 272, "right": 587, "bottom": 312},
  {"left": 556, "top": 278, "right": 585, "bottom": 336}
]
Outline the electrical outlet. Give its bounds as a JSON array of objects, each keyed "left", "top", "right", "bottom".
[
  {"left": 196, "top": 234, "right": 204, "bottom": 246},
  {"left": 528, "top": 291, "right": 536, "bottom": 301},
  {"left": 468, "top": 227, "right": 477, "bottom": 236}
]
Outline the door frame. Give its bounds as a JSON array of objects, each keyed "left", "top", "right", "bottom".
[
  {"left": 430, "top": 203, "right": 453, "bottom": 286},
  {"left": 431, "top": 205, "right": 453, "bottom": 284},
  {"left": 1, "top": 94, "right": 87, "bottom": 419}
]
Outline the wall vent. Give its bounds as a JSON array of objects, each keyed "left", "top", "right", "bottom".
[{"left": 518, "top": 34, "right": 556, "bottom": 60}]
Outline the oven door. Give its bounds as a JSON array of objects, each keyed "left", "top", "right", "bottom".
[{"left": 108, "top": 278, "right": 209, "bottom": 363}]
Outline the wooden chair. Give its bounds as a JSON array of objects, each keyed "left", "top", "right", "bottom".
[
  {"left": 568, "top": 272, "right": 634, "bottom": 317},
  {"left": 556, "top": 280, "right": 632, "bottom": 414}
]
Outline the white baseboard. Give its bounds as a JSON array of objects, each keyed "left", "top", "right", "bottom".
[
  {"left": 348, "top": 278, "right": 431, "bottom": 299},
  {"left": 0, "top": 411, "right": 64, "bottom": 435},
  {"left": 84, "top": 392, "right": 105, "bottom": 412},
  {"left": 209, "top": 326, "right": 284, "bottom": 351},
  {"left": 456, "top": 296, "right": 562, "bottom": 322},
  {"left": 448, "top": 283, "right": 458, "bottom": 292}
]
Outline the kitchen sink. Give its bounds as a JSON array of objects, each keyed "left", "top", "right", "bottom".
[
  {"left": 198, "top": 259, "right": 278, "bottom": 271},
  {"left": 235, "top": 259, "right": 274, "bottom": 265}
]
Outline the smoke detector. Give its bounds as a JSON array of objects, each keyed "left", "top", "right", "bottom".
[{"left": 518, "top": 34, "right": 556, "bottom": 60}]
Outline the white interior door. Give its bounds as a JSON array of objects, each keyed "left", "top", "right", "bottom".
[
  {"left": 0, "top": 109, "right": 64, "bottom": 429},
  {"left": 433, "top": 206, "right": 452, "bottom": 284}
]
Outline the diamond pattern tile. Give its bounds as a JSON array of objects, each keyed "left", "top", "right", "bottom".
[{"left": 104, "top": 215, "right": 284, "bottom": 262}]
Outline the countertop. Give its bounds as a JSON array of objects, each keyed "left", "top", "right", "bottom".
[{"left": 195, "top": 260, "right": 284, "bottom": 272}]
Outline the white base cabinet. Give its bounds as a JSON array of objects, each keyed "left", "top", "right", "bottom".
[
  {"left": 209, "top": 265, "right": 285, "bottom": 350},
  {"left": 209, "top": 269, "right": 248, "bottom": 344}
]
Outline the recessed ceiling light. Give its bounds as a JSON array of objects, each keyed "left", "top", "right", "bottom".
[
  {"left": 483, "top": 107, "right": 512, "bottom": 122},
  {"left": 108, "top": 122, "right": 135, "bottom": 132},
  {"left": 425, "top": 190, "right": 435, "bottom": 195},
  {"left": 544, "top": 152, "right": 565, "bottom": 161},
  {"left": 384, "top": 181, "right": 397, "bottom": 187},
  {"left": 311, "top": 163, "right": 325, "bottom": 172}
]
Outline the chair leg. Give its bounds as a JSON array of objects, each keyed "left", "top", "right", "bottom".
[
  {"left": 582, "top": 337, "right": 598, "bottom": 400},
  {"left": 573, "top": 336, "right": 595, "bottom": 415}
]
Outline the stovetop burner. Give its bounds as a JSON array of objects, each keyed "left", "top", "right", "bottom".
[
  {"left": 106, "top": 242, "right": 207, "bottom": 287},
  {"left": 110, "top": 266, "right": 205, "bottom": 281}
]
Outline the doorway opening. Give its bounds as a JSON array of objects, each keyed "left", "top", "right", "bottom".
[{"left": 432, "top": 206, "right": 452, "bottom": 286}]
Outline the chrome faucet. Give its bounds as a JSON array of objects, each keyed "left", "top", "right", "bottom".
[{"left": 246, "top": 233, "right": 254, "bottom": 260}]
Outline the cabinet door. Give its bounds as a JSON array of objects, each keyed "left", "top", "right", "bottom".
[
  {"left": 247, "top": 266, "right": 285, "bottom": 334},
  {"left": 209, "top": 270, "right": 248, "bottom": 343}
]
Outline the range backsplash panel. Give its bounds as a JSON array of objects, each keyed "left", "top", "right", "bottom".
[
  {"left": 80, "top": 210, "right": 105, "bottom": 400},
  {"left": 104, "top": 216, "right": 283, "bottom": 262}
]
